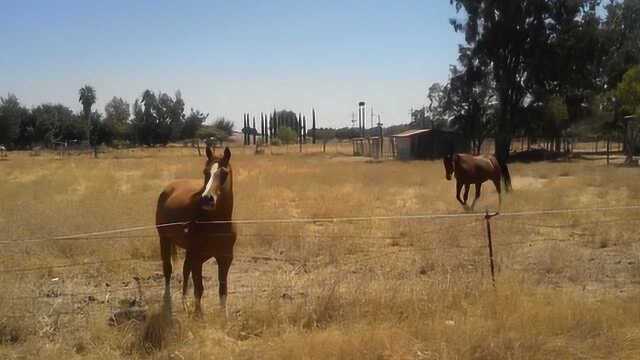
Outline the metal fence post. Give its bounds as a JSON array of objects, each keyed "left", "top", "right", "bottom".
[{"left": 484, "top": 210, "right": 499, "bottom": 287}]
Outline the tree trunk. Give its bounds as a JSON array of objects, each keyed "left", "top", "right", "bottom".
[{"left": 495, "top": 105, "right": 512, "bottom": 162}]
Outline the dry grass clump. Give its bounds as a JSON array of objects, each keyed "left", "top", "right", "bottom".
[{"left": 1, "top": 147, "right": 640, "bottom": 358}]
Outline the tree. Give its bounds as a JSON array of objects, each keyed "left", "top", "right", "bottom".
[
  {"left": 212, "top": 117, "right": 234, "bottom": 137},
  {"left": 31, "top": 104, "right": 80, "bottom": 146},
  {"left": 312, "top": 108, "right": 317, "bottom": 144},
  {"left": 182, "top": 109, "right": 208, "bottom": 139},
  {"left": 131, "top": 89, "right": 187, "bottom": 145},
  {"left": 104, "top": 97, "right": 130, "bottom": 142},
  {"left": 617, "top": 66, "right": 640, "bottom": 113},
  {"left": 277, "top": 127, "right": 297, "bottom": 145},
  {"left": 315, "top": 128, "right": 335, "bottom": 152},
  {"left": 602, "top": 0, "right": 640, "bottom": 89},
  {"left": 161, "top": 90, "right": 185, "bottom": 142},
  {"left": 78, "top": 85, "right": 96, "bottom": 141},
  {"left": 197, "top": 126, "right": 227, "bottom": 143},
  {"left": 547, "top": 1, "right": 604, "bottom": 124},
  {"left": 0, "top": 93, "right": 27, "bottom": 147},
  {"left": 450, "top": 1, "right": 556, "bottom": 162},
  {"left": 274, "top": 110, "right": 299, "bottom": 131},
  {"left": 335, "top": 127, "right": 360, "bottom": 140},
  {"left": 89, "top": 111, "right": 112, "bottom": 147},
  {"left": 132, "top": 89, "right": 162, "bottom": 145},
  {"left": 445, "top": 60, "right": 497, "bottom": 154},
  {"left": 427, "top": 83, "right": 449, "bottom": 128},
  {"left": 616, "top": 65, "right": 640, "bottom": 163}
]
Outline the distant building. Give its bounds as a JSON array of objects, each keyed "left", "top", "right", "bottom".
[{"left": 391, "top": 129, "right": 468, "bottom": 160}]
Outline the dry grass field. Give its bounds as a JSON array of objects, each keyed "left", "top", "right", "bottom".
[{"left": 1, "top": 145, "right": 640, "bottom": 359}]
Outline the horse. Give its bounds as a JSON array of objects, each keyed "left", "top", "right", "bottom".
[
  {"left": 156, "top": 145, "right": 235, "bottom": 315},
  {"left": 443, "top": 153, "right": 512, "bottom": 210},
  {"left": 0, "top": 145, "right": 6, "bottom": 158}
]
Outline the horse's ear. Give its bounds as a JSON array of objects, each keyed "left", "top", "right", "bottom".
[
  {"left": 206, "top": 146, "right": 213, "bottom": 161},
  {"left": 220, "top": 147, "right": 231, "bottom": 167}
]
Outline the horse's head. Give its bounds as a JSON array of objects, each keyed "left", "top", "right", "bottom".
[
  {"left": 200, "top": 146, "right": 232, "bottom": 211},
  {"left": 443, "top": 154, "right": 454, "bottom": 181}
]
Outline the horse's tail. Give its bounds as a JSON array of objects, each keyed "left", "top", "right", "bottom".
[
  {"left": 497, "top": 157, "right": 512, "bottom": 192},
  {"left": 156, "top": 190, "right": 178, "bottom": 263},
  {"left": 160, "top": 237, "right": 178, "bottom": 262}
]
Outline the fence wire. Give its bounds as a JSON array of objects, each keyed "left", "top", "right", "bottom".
[{"left": 1, "top": 205, "right": 638, "bottom": 311}]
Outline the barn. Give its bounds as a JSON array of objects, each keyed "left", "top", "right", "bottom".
[{"left": 391, "top": 129, "right": 469, "bottom": 160}]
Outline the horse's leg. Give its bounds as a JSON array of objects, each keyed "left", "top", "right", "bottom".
[
  {"left": 182, "top": 251, "right": 192, "bottom": 297},
  {"left": 470, "top": 183, "right": 482, "bottom": 210},
  {"left": 456, "top": 181, "right": 465, "bottom": 207},
  {"left": 463, "top": 184, "right": 470, "bottom": 205},
  {"left": 216, "top": 256, "right": 233, "bottom": 314},
  {"left": 191, "top": 259, "right": 204, "bottom": 316},
  {"left": 159, "top": 236, "right": 173, "bottom": 294}
]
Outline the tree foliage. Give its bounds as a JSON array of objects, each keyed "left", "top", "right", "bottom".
[
  {"left": 182, "top": 109, "right": 208, "bottom": 139},
  {"left": 616, "top": 65, "right": 640, "bottom": 115},
  {"left": 104, "top": 97, "right": 130, "bottom": 142},
  {"left": 212, "top": 117, "right": 234, "bottom": 137},
  {"left": 0, "top": 94, "right": 27, "bottom": 147},
  {"left": 277, "top": 127, "right": 297, "bottom": 145},
  {"left": 447, "top": 0, "right": 639, "bottom": 158},
  {"left": 78, "top": 85, "right": 96, "bottom": 120},
  {"left": 130, "top": 90, "right": 186, "bottom": 145}
]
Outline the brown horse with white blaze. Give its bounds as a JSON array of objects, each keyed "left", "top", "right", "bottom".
[
  {"left": 443, "top": 153, "right": 512, "bottom": 210},
  {"left": 156, "top": 146, "right": 235, "bottom": 314}
]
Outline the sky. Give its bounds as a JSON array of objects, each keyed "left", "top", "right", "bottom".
[{"left": 1, "top": 0, "right": 465, "bottom": 129}]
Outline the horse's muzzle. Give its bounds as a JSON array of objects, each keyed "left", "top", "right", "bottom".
[{"left": 199, "top": 195, "right": 215, "bottom": 210}]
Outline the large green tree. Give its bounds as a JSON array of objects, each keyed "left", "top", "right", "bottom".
[
  {"left": 444, "top": 47, "right": 497, "bottom": 154},
  {"left": 616, "top": 66, "right": 640, "bottom": 162},
  {"left": 602, "top": 0, "right": 640, "bottom": 89},
  {"left": 449, "top": 1, "right": 537, "bottom": 162},
  {"left": 182, "top": 109, "right": 208, "bottom": 139},
  {"left": 450, "top": 0, "right": 610, "bottom": 159},
  {"left": 0, "top": 93, "right": 28, "bottom": 147},
  {"left": 131, "top": 89, "right": 188, "bottom": 145},
  {"left": 104, "top": 97, "right": 130, "bottom": 142},
  {"left": 31, "top": 104, "right": 82, "bottom": 146}
]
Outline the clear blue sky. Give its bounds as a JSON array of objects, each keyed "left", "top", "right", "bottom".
[{"left": 1, "top": 0, "right": 464, "bottom": 129}]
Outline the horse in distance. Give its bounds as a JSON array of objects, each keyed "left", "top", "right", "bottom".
[
  {"left": 443, "top": 152, "right": 512, "bottom": 210},
  {"left": 156, "top": 146, "right": 236, "bottom": 315}
]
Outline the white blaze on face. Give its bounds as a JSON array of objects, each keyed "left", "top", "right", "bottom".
[{"left": 203, "top": 163, "right": 220, "bottom": 203}]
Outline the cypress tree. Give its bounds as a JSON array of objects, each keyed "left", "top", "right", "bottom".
[{"left": 312, "top": 108, "right": 316, "bottom": 144}]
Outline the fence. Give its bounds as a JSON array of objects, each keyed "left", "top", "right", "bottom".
[{"left": 1, "top": 204, "right": 639, "bottom": 320}]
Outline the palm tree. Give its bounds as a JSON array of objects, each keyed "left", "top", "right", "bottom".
[{"left": 78, "top": 85, "right": 96, "bottom": 142}]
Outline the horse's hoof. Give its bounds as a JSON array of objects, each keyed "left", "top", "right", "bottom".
[{"left": 192, "top": 310, "right": 204, "bottom": 320}]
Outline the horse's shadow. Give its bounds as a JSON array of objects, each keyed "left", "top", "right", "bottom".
[{"left": 141, "top": 291, "right": 175, "bottom": 352}]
